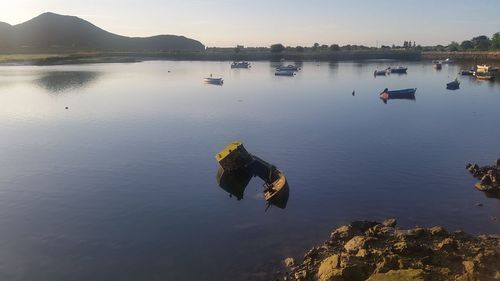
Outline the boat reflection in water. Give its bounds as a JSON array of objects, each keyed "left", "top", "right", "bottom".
[{"left": 215, "top": 142, "right": 290, "bottom": 209}]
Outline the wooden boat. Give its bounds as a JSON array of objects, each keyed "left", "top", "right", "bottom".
[
  {"left": 380, "top": 88, "right": 417, "bottom": 100},
  {"left": 275, "top": 69, "right": 295, "bottom": 76},
  {"left": 231, "top": 61, "right": 251, "bottom": 69},
  {"left": 204, "top": 77, "right": 224, "bottom": 84},
  {"left": 446, "top": 78, "right": 460, "bottom": 89},
  {"left": 475, "top": 73, "right": 495, "bottom": 81},
  {"left": 215, "top": 142, "right": 290, "bottom": 209},
  {"left": 276, "top": 64, "right": 300, "bottom": 71},
  {"left": 388, "top": 66, "right": 408, "bottom": 74},
  {"left": 263, "top": 168, "right": 288, "bottom": 204},
  {"left": 374, "top": 69, "right": 388, "bottom": 76}
]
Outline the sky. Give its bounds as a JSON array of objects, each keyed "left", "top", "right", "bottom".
[{"left": 0, "top": 0, "right": 499, "bottom": 47}]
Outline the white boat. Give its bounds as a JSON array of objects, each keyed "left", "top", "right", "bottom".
[
  {"left": 276, "top": 64, "right": 300, "bottom": 71},
  {"left": 442, "top": 58, "right": 454, "bottom": 64},
  {"left": 275, "top": 70, "right": 295, "bottom": 76},
  {"left": 476, "top": 65, "right": 498, "bottom": 73},
  {"left": 374, "top": 69, "right": 388, "bottom": 76},
  {"left": 204, "top": 77, "right": 224, "bottom": 84},
  {"left": 231, "top": 61, "right": 251, "bottom": 68}
]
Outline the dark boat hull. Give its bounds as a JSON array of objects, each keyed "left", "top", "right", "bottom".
[{"left": 380, "top": 88, "right": 417, "bottom": 100}]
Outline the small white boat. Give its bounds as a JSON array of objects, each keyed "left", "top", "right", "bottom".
[
  {"left": 275, "top": 70, "right": 295, "bottom": 76},
  {"left": 442, "top": 58, "right": 454, "bottom": 64},
  {"left": 374, "top": 69, "right": 388, "bottom": 76},
  {"left": 276, "top": 64, "right": 300, "bottom": 71},
  {"left": 231, "top": 61, "right": 251, "bottom": 68},
  {"left": 204, "top": 77, "right": 224, "bottom": 84}
]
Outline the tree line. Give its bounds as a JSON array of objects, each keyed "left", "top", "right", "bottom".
[{"left": 264, "top": 32, "right": 500, "bottom": 53}]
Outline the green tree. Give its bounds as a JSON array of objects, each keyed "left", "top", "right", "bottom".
[
  {"left": 460, "top": 40, "right": 474, "bottom": 50},
  {"left": 471, "top": 35, "right": 491, "bottom": 50},
  {"left": 490, "top": 32, "right": 500, "bottom": 50},
  {"left": 447, "top": 41, "right": 459, "bottom": 52},
  {"left": 270, "top": 44, "right": 285, "bottom": 53},
  {"left": 296, "top": 46, "right": 304, "bottom": 52},
  {"left": 330, "top": 44, "right": 340, "bottom": 51}
]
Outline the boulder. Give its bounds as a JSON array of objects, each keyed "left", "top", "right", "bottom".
[
  {"left": 283, "top": 257, "right": 295, "bottom": 268},
  {"left": 317, "top": 255, "right": 342, "bottom": 281},
  {"left": 344, "top": 236, "right": 366, "bottom": 252},
  {"left": 382, "top": 218, "right": 397, "bottom": 227},
  {"left": 366, "top": 269, "right": 425, "bottom": 281},
  {"left": 429, "top": 226, "right": 447, "bottom": 236}
]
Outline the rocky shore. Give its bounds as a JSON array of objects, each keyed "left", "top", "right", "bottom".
[
  {"left": 282, "top": 220, "right": 499, "bottom": 281},
  {"left": 466, "top": 159, "right": 500, "bottom": 198}
]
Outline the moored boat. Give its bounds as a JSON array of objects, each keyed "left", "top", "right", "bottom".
[
  {"left": 204, "top": 77, "right": 224, "bottom": 84},
  {"left": 442, "top": 58, "right": 454, "bottom": 64},
  {"left": 446, "top": 78, "right": 460, "bottom": 89},
  {"left": 374, "top": 69, "right": 388, "bottom": 76},
  {"left": 460, "top": 69, "right": 475, "bottom": 76},
  {"left": 263, "top": 168, "right": 289, "bottom": 207},
  {"left": 475, "top": 73, "right": 495, "bottom": 81},
  {"left": 275, "top": 69, "right": 295, "bottom": 76},
  {"left": 231, "top": 61, "right": 251, "bottom": 68},
  {"left": 476, "top": 65, "right": 498, "bottom": 73},
  {"left": 276, "top": 64, "right": 300, "bottom": 71},
  {"left": 379, "top": 88, "right": 417, "bottom": 100},
  {"left": 388, "top": 66, "right": 408, "bottom": 74},
  {"left": 432, "top": 61, "right": 442, "bottom": 69}
]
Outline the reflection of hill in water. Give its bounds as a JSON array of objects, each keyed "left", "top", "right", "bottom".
[{"left": 35, "top": 71, "right": 100, "bottom": 94}]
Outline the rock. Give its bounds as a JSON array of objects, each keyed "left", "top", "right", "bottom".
[
  {"left": 496, "top": 159, "right": 500, "bottom": 168},
  {"left": 366, "top": 269, "right": 425, "bottom": 281},
  {"left": 407, "top": 227, "right": 426, "bottom": 238},
  {"left": 382, "top": 218, "right": 397, "bottom": 227},
  {"left": 283, "top": 257, "right": 295, "bottom": 268},
  {"left": 457, "top": 260, "right": 477, "bottom": 281},
  {"left": 282, "top": 220, "right": 500, "bottom": 281},
  {"left": 429, "top": 226, "right": 447, "bottom": 236},
  {"left": 350, "top": 221, "right": 379, "bottom": 233},
  {"left": 317, "top": 256, "right": 342, "bottom": 281},
  {"left": 375, "top": 255, "right": 399, "bottom": 273},
  {"left": 330, "top": 225, "right": 353, "bottom": 240},
  {"left": 356, "top": 249, "right": 369, "bottom": 258},
  {"left": 294, "top": 270, "right": 307, "bottom": 280},
  {"left": 437, "top": 238, "right": 456, "bottom": 251},
  {"left": 344, "top": 236, "right": 366, "bottom": 252}
]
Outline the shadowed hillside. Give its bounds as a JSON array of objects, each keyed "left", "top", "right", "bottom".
[{"left": 0, "top": 12, "right": 205, "bottom": 53}]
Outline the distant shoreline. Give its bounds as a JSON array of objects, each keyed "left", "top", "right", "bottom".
[{"left": 1, "top": 51, "right": 500, "bottom": 66}]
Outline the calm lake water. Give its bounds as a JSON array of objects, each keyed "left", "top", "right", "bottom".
[{"left": 0, "top": 61, "right": 499, "bottom": 281}]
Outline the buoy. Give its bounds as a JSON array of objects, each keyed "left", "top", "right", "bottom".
[
  {"left": 352, "top": 90, "right": 355, "bottom": 96},
  {"left": 65, "top": 107, "right": 69, "bottom": 109}
]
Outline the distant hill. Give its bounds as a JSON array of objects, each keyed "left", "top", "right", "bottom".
[{"left": 0, "top": 12, "right": 205, "bottom": 53}]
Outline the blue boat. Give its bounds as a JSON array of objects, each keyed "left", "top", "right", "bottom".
[
  {"left": 388, "top": 66, "right": 408, "bottom": 74},
  {"left": 380, "top": 88, "right": 417, "bottom": 99}
]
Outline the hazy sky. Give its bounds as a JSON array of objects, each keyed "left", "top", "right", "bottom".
[{"left": 0, "top": 0, "right": 499, "bottom": 47}]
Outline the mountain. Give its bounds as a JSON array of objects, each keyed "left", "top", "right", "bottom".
[{"left": 0, "top": 12, "right": 204, "bottom": 52}]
